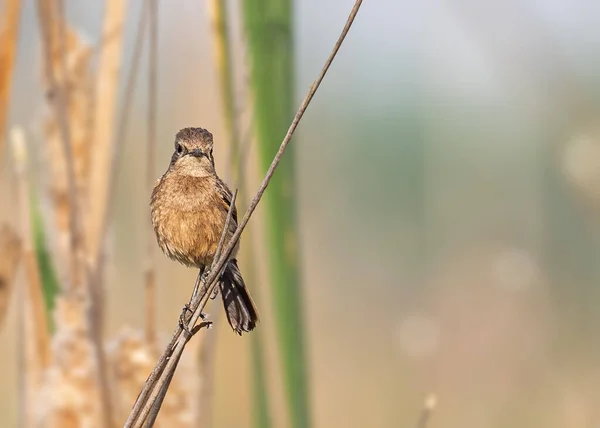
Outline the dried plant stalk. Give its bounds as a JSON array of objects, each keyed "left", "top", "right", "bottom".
[
  {"left": 145, "top": 0, "right": 158, "bottom": 348},
  {"left": 0, "top": 0, "right": 22, "bottom": 162},
  {"left": 12, "top": 127, "right": 52, "bottom": 366},
  {"left": 37, "top": 0, "right": 86, "bottom": 295},
  {"left": 12, "top": 126, "right": 52, "bottom": 427},
  {"left": 87, "top": 0, "right": 126, "bottom": 267},
  {"left": 36, "top": 3, "right": 116, "bottom": 425},
  {"left": 0, "top": 224, "right": 22, "bottom": 329},
  {"left": 40, "top": 24, "right": 94, "bottom": 290}
]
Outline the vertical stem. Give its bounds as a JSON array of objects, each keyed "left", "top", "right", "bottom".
[
  {"left": 207, "top": 0, "right": 240, "bottom": 174},
  {"left": 208, "top": 1, "right": 272, "bottom": 426},
  {"left": 242, "top": 1, "right": 310, "bottom": 427},
  {"left": 12, "top": 127, "right": 51, "bottom": 427},
  {"left": 0, "top": 0, "right": 22, "bottom": 162},
  {"left": 88, "top": 0, "right": 126, "bottom": 265},
  {"left": 84, "top": 4, "right": 126, "bottom": 423},
  {"left": 145, "top": 0, "right": 158, "bottom": 348},
  {"left": 37, "top": 0, "right": 82, "bottom": 292}
]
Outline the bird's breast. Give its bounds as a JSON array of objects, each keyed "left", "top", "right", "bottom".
[{"left": 151, "top": 176, "right": 226, "bottom": 267}]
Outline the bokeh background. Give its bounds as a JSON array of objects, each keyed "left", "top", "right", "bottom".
[{"left": 2, "top": 0, "right": 600, "bottom": 427}]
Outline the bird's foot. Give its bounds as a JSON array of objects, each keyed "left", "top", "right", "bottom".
[{"left": 179, "top": 304, "right": 192, "bottom": 334}]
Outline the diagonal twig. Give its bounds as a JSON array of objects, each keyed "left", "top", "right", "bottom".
[
  {"left": 136, "top": 189, "right": 238, "bottom": 427},
  {"left": 124, "top": 0, "right": 364, "bottom": 425},
  {"left": 135, "top": 193, "right": 237, "bottom": 427}
]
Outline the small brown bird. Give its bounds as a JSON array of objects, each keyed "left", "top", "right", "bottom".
[{"left": 151, "top": 127, "right": 258, "bottom": 334}]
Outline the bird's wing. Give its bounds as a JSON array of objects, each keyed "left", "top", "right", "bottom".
[{"left": 216, "top": 178, "right": 238, "bottom": 226}]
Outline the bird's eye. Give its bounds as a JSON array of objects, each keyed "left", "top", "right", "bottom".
[{"left": 176, "top": 144, "right": 183, "bottom": 155}]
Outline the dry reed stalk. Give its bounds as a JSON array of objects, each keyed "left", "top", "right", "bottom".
[
  {"left": 87, "top": 0, "right": 126, "bottom": 268},
  {"left": 145, "top": 0, "right": 158, "bottom": 348},
  {"left": 37, "top": 0, "right": 86, "bottom": 295},
  {"left": 0, "top": 0, "right": 22, "bottom": 162},
  {"left": 0, "top": 224, "right": 22, "bottom": 329},
  {"left": 40, "top": 23, "right": 94, "bottom": 290},
  {"left": 127, "top": 191, "right": 238, "bottom": 427},
  {"left": 12, "top": 127, "right": 52, "bottom": 367},
  {"left": 126, "top": 2, "right": 364, "bottom": 423},
  {"left": 12, "top": 126, "right": 52, "bottom": 427},
  {"left": 36, "top": 2, "right": 116, "bottom": 424},
  {"left": 89, "top": 0, "right": 148, "bottom": 287}
]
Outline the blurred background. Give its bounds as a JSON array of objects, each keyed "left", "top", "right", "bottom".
[{"left": 2, "top": 0, "right": 600, "bottom": 427}]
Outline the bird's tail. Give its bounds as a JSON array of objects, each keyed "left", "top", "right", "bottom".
[{"left": 219, "top": 259, "right": 259, "bottom": 334}]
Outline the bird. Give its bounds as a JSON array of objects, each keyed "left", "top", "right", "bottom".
[{"left": 150, "top": 127, "right": 258, "bottom": 334}]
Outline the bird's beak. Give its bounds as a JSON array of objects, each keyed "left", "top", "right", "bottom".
[{"left": 189, "top": 149, "right": 205, "bottom": 158}]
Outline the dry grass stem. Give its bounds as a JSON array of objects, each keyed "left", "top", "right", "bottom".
[
  {"left": 0, "top": 0, "right": 22, "bottom": 162},
  {"left": 87, "top": 0, "right": 126, "bottom": 267},
  {"left": 126, "top": 190, "right": 238, "bottom": 427},
  {"left": 36, "top": 0, "right": 85, "bottom": 293},
  {"left": 145, "top": 0, "right": 158, "bottom": 348},
  {"left": 0, "top": 224, "right": 22, "bottom": 329},
  {"left": 126, "top": 1, "right": 364, "bottom": 424},
  {"left": 12, "top": 127, "right": 52, "bottom": 368},
  {"left": 142, "top": 189, "right": 238, "bottom": 426},
  {"left": 88, "top": 0, "right": 148, "bottom": 290},
  {"left": 36, "top": 2, "right": 118, "bottom": 424},
  {"left": 12, "top": 126, "right": 51, "bottom": 427},
  {"left": 40, "top": 23, "right": 94, "bottom": 290}
]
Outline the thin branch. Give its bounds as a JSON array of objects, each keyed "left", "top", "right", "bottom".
[
  {"left": 144, "top": 0, "right": 158, "bottom": 348},
  {"left": 125, "top": 0, "right": 364, "bottom": 425},
  {"left": 145, "top": 188, "right": 236, "bottom": 426},
  {"left": 129, "top": 189, "right": 237, "bottom": 428},
  {"left": 143, "top": 357, "right": 177, "bottom": 428}
]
